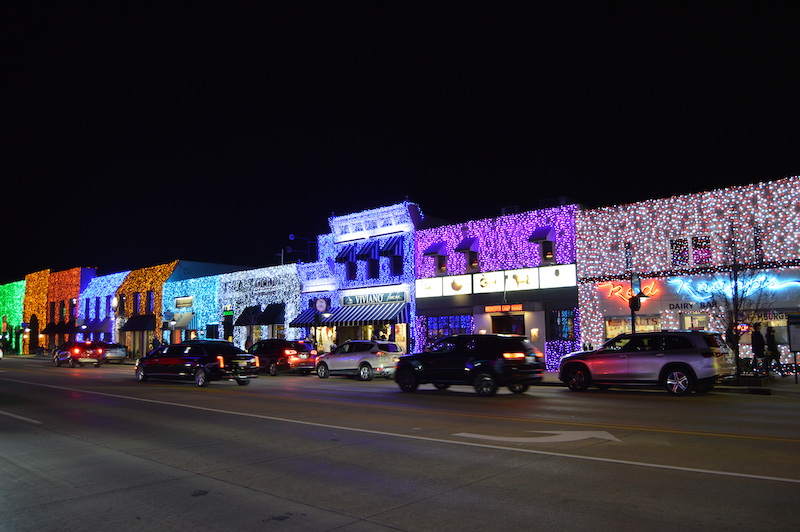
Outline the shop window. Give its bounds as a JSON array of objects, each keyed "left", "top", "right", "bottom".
[
  {"left": 491, "top": 314, "right": 524, "bottom": 335},
  {"left": 669, "top": 235, "right": 712, "bottom": 267},
  {"left": 426, "top": 315, "right": 473, "bottom": 343},
  {"left": 549, "top": 310, "right": 576, "bottom": 341},
  {"left": 367, "top": 258, "right": 379, "bottom": 279}
]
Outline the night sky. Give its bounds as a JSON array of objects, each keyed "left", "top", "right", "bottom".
[{"left": 4, "top": 4, "right": 800, "bottom": 284}]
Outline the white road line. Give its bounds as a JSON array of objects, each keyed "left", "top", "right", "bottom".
[
  {"left": 3, "top": 377, "right": 799, "bottom": 485},
  {"left": 0, "top": 409, "right": 43, "bottom": 424}
]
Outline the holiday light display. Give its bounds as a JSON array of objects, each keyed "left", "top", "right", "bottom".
[
  {"left": 78, "top": 271, "right": 130, "bottom": 341},
  {"left": 0, "top": 280, "right": 26, "bottom": 352},
  {"left": 414, "top": 205, "right": 580, "bottom": 368},
  {"left": 218, "top": 264, "right": 302, "bottom": 347},
  {"left": 577, "top": 176, "right": 800, "bottom": 356},
  {"left": 163, "top": 273, "right": 220, "bottom": 342}
]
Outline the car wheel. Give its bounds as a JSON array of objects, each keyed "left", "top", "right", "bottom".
[
  {"left": 194, "top": 368, "right": 208, "bottom": 387},
  {"left": 396, "top": 367, "right": 418, "bottom": 392},
  {"left": 95, "top": 360, "right": 102, "bottom": 367},
  {"left": 474, "top": 372, "right": 498, "bottom": 397},
  {"left": 135, "top": 366, "right": 148, "bottom": 382},
  {"left": 508, "top": 383, "right": 529, "bottom": 394},
  {"left": 53, "top": 357, "right": 61, "bottom": 367},
  {"left": 663, "top": 367, "right": 694, "bottom": 396},
  {"left": 236, "top": 379, "right": 250, "bottom": 386},
  {"left": 69, "top": 358, "right": 77, "bottom": 368},
  {"left": 316, "top": 362, "right": 329, "bottom": 379},
  {"left": 358, "top": 363, "right": 374, "bottom": 381},
  {"left": 268, "top": 360, "right": 278, "bottom": 376},
  {"left": 433, "top": 383, "right": 450, "bottom": 390},
  {"left": 564, "top": 364, "right": 590, "bottom": 391}
]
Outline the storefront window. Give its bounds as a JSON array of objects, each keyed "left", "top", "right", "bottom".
[
  {"left": 549, "top": 310, "right": 576, "bottom": 341},
  {"left": 681, "top": 313, "right": 709, "bottom": 331},
  {"left": 604, "top": 315, "right": 661, "bottom": 339},
  {"left": 426, "top": 315, "right": 473, "bottom": 344}
]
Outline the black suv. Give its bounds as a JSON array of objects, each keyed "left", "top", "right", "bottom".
[
  {"left": 135, "top": 340, "right": 259, "bottom": 387},
  {"left": 246, "top": 339, "right": 317, "bottom": 375},
  {"left": 394, "top": 334, "right": 545, "bottom": 396}
]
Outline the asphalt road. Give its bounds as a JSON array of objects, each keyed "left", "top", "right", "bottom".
[{"left": 1, "top": 357, "right": 799, "bottom": 531}]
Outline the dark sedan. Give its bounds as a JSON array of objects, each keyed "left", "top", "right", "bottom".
[
  {"left": 53, "top": 341, "right": 105, "bottom": 367},
  {"left": 135, "top": 340, "right": 259, "bottom": 387},
  {"left": 394, "top": 334, "right": 545, "bottom": 396}
]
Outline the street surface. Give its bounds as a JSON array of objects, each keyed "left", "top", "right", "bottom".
[{"left": 1, "top": 356, "right": 799, "bottom": 531}]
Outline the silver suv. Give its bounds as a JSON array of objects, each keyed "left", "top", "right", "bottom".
[
  {"left": 316, "top": 340, "right": 404, "bottom": 380},
  {"left": 558, "top": 331, "right": 736, "bottom": 395}
]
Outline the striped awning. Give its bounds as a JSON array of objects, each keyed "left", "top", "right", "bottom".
[{"left": 289, "top": 303, "right": 408, "bottom": 328}]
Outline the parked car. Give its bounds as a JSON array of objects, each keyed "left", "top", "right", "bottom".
[
  {"left": 394, "top": 334, "right": 545, "bottom": 396},
  {"left": 246, "top": 339, "right": 317, "bottom": 375},
  {"left": 558, "top": 331, "right": 736, "bottom": 395},
  {"left": 316, "top": 339, "right": 404, "bottom": 380},
  {"left": 95, "top": 342, "right": 128, "bottom": 364},
  {"left": 135, "top": 340, "right": 260, "bottom": 387},
  {"left": 53, "top": 341, "right": 105, "bottom": 367}
]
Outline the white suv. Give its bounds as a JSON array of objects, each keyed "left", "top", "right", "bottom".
[
  {"left": 316, "top": 340, "right": 404, "bottom": 381},
  {"left": 558, "top": 331, "right": 736, "bottom": 395}
]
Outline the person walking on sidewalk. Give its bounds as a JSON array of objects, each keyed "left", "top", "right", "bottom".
[
  {"left": 751, "top": 322, "right": 766, "bottom": 375},
  {"left": 765, "top": 326, "right": 780, "bottom": 375}
]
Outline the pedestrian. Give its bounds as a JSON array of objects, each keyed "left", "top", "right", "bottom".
[
  {"left": 765, "top": 326, "right": 780, "bottom": 375},
  {"left": 751, "top": 322, "right": 766, "bottom": 375}
]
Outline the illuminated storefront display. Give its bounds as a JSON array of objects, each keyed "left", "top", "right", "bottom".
[
  {"left": 0, "top": 280, "right": 26, "bottom": 354},
  {"left": 415, "top": 205, "right": 580, "bottom": 370},
  {"left": 78, "top": 271, "right": 130, "bottom": 342},
  {"left": 578, "top": 176, "right": 800, "bottom": 362}
]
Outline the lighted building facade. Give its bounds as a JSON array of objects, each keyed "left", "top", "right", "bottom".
[
  {"left": 291, "top": 202, "right": 419, "bottom": 352},
  {"left": 78, "top": 271, "right": 130, "bottom": 343},
  {"left": 0, "top": 279, "right": 26, "bottom": 354},
  {"left": 577, "top": 176, "right": 800, "bottom": 363},
  {"left": 414, "top": 204, "right": 580, "bottom": 370}
]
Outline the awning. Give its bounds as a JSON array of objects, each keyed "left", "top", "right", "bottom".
[
  {"left": 356, "top": 240, "right": 379, "bottom": 260},
  {"left": 289, "top": 307, "right": 320, "bottom": 328},
  {"left": 380, "top": 235, "right": 403, "bottom": 256},
  {"left": 290, "top": 303, "right": 408, "bottom": 328},
  {"left": 455, "top": 237, "right": 479, "bottom": 252},
  {"left": 120, "top": 314, "right": 157, "bottom": 331},
  {"left": 529, "top": 226, "right": 554, "bottom": 242},
  {"left": 84, "top": 317, "right": 113, "bottom": 333},
  {"left": 234, "top": 305, "right": 262, "bottom": 326},
  {"left": 42, "top": 321, "right": 78, "bottom": 334},
  {"left": 335, "top": 244, "right": 356, "bottom": 263},
  {"left": 256, "top": 303, "right": 285, "bottom": 324},
  {"left": 423, "top": 241, "right": 447, "bottom": 256}
]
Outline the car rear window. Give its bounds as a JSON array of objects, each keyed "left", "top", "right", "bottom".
[
  {"left": 702, "top": 334, "right": 728, "bottom": 349},
  {"left": 495, "top": 337, "right": 535, "bottom": 352},
  {"left": 376, "top": 342, "right": 402, "bottom": 353}
]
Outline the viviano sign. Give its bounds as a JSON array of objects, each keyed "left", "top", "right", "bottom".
[{"left": 342, "top": 291, "right": 407, "bottom": 306}]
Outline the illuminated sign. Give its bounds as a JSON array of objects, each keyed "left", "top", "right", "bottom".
[
  {"left": 539, "top": 264, "right": 577, "bottom": 289},
  {"left": 416, "top": 278, "right": 442, "bottom": 298},
  {"left": 598, "top": 279, "right": 661, "bottom": 303},
  {"left": 442, "top": 275, "right": 472, "bottom": 296},
  {"left": 505, "top": 268, "right": 539, "bottom": 291},
  {"left": 666, "top": 274, "right": 800, "bottom": 302},
  {"left": 484, "top": 304, "right": 524, "bottom": 313},
  {"left": 474, "top": 271, "right": 505, "bottom": 294}
]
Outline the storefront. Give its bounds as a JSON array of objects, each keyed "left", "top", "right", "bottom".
[
  {"left": 415, "top": 264, "right": 579, "bottom": 370},
  {"left": 291, "top": 286, "right": 411, "bottom": 352},
  {"left": 590, "top": 267, "right": 800, "bottom": 362}
]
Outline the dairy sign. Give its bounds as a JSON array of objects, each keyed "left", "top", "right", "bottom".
[{"left": 596, "top": 269, "right": 800, "bottom": 315}]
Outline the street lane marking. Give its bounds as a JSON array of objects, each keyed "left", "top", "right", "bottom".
[
  {"left": 456, "top": 430, "right": 622, "bottom": 443},
  {"left": 3, "top": 377, "right": 800, "bottom": 485},
  {"left": 0, "top": 409, "right": 43, "bottom": 424}
]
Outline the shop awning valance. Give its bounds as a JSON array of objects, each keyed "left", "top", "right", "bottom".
[
  {"left": 335, "top": 244, "right": 356, "bottom": 263},
  {"left": 290, "top": 303, "right": 408, "bottom": 328},
  {"left": 528, "top": 226, "right": 554, "bottom": 242},
  {"left": 84, "top": 317, "right": 113, "bottom": 333},
  {"left": 120, "top": 314, "right": 156, "bottom": 331},
  {"left": 455, "top": 237, "right": 478, "bottom": 252},
  {"left": 380, "top": 235, "right": 403, "bottom": 256},
  {"left": 423, "top": 241, "right": 447, "bottom": 256},
  {"left": 356, "top": 240, "right": 380, "bottom": 260},
  {"left": 234, "top": 305, "right": 262, "bottom": 326},
  {"left": 172, "top": 312, "right": 196, "bottom": 330}
]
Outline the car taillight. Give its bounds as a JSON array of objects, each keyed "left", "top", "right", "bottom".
[
  {"left": 217, "top": 355, "right": 225, "bottom": 367},
  {"left": 284, "top": 349, "right": 298, "bottom": 356},
  {"left": 310, "top": 350, "right": 318, "bottom": 356},
  {"left": 502, "top": 352, "right": 526, "bottom": 359},
  {"left": 253, "top": 356, "right": 260, "bottom": 368},
  {"left": 72, "top": 348, "right": 81, "bottom": 355},
  {"left": 96, "top": 348, "right": 103, "bottom": 355}
]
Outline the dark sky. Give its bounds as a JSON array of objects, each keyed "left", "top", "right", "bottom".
[{"left": 3, "top": 3, "right": 800, "bottom": 284}]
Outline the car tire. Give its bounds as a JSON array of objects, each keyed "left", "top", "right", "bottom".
[
  {"left": 135, "top": 366, "right": 148, "bottom": 382},
  {"left": 194, "top": 368, "right": 208, "bottom": 387},
  {"left": 564, "top": 364, "right": 590, "bottom": 392},
  {"left": 396, "top": 367, "right": 418, "bottom": 393},
  {"left": 236, "top": 379, "right": 250, "bottom": 386},
  {"left": 95, "top": 360, "right": 102, "bottom": 367},
  {"left": 69, "top": 358, "right": 77, "bottom": 368},
  {"left": 474, "top": 372, "right": 498, "bottom": 397},
  {"left": 662, "top": 366, "right": 694, "bottom": 396},
  {"left": 268, "top": 360, "right": 278, "bottom": 376},
  {"left": 508, "top": 383, "right": 529, "bottom": 394},
  {"left": 53, "top": 357, "right": 61, "bottom": 367},
  {"left": 358, "top": 363, "right": 374, "bottom": 381},
  {"left": 316, "top": 362, "right": 329, "bottom": 379}
]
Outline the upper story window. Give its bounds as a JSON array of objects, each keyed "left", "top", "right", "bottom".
[{"left": 669, "top": 235, "right": 712, "bottom": 267}]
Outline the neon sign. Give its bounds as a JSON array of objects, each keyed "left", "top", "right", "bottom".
[
  {"left": 598, "top": 280, "right": 660, "bottom": 303},
  {"left": 667, "top": 274, "right": 800, "bottom": 302}
]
